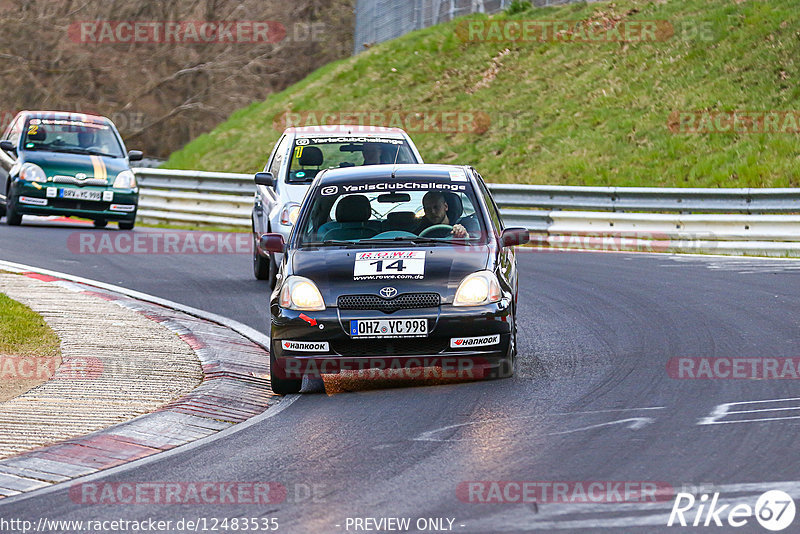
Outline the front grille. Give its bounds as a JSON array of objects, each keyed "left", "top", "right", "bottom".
[
  {"left": 48, "top": 198, "right": 110, "bottom": 211},
  {"left": 338, "top": 293, "right": 440, "bottom": 312},
  {"left": 332, "top": 338, "right": 446, "bottom": 357},
  {"left": 52, "top": 175, "right": 107, "bottom": 187}
]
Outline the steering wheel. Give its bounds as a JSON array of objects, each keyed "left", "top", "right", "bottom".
[
  {"left": 85, "top": 146, "right": 104, "bottom": 152},
  {"left": 419, "top": 224, "right": 453, "bottom": 238}
]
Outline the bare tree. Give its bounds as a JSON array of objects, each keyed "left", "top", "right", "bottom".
[{"left": 0, "top": 0, "right": 354, "bottom": 157}]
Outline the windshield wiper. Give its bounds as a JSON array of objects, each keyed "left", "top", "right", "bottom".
[
  {"left": 47, "top": 147, "right": 119, "bottom": 157},
  {"left": 303, "top": 240, "right": 360, "bottom": 247},
  {"left": 364, "top": 237, "right": 467, "bottom": 245}
]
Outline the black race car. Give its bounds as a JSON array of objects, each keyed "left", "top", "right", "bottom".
[{"left": 259, "top": 164, "right": 529, "bottom": 394}]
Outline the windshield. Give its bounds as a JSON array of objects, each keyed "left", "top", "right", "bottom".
[
  {"left": 295, "top": 177, "right": 488, "bottom": 247},
  {"left": 22, "top": 118, "right": 124, "bottom": 157},
  {"left": 287, "top": 136, "right": 417, "bottom": 183}
]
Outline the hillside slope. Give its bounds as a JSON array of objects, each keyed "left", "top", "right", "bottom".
[{"left": 165, "top": 0, "right": 800, "bottom": 187}]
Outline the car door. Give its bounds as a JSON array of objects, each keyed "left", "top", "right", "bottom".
[
  {"left": 0, "top": 115, "right": 22, "bottom": 197},
  {"left": 253, "top": 134, "right": 289, "bottom": 235},
  {"left": 473, "top": 169, "right": 517, "bottom": 297}
]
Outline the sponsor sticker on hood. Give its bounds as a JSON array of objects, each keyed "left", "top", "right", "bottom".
[{"left": 354, "top": 250, "right": 425, "bottom": 280}]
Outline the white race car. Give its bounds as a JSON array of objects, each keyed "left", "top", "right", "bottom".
[{"left": 251, "top": 125, "right": 423, "bottom": 287}]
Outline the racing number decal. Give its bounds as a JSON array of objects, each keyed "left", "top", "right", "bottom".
[
  {"left": 354, "top": 251, "right": 425, "bottom": 280},
  {"left": 294, "top": 146, "right": 304, "bottom": 160},
  {"left": 369, "top": 259, "right": 407, "bottom": 273},
  {"left": 27, "top": 124, "right": 38, "bottom": 136}
]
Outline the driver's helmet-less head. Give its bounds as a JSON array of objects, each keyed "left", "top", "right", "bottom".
[{"left": 78, "top": 129, "right": 96, "bottom": 146}]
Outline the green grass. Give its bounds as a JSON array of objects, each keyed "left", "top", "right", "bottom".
[
  {"left": 164, "top": 0, "right": 800, "bottom": 187},
  {"left": 0, "top": 293, "right": 60, "bottom": 358}
]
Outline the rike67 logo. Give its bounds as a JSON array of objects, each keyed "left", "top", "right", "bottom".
[{"left": 668, "top": 490, "right": 795, "bottom": 531}]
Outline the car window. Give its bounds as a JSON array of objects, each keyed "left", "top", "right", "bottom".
[
  {"left": 7, "top": 116, "right": 22, "bottom": 144},
  {"left": 475, "top": 172, "right": 503, "bottom": 233},
  {"left": 22, "top": 117, "right": 124, "bottom": 157},
  {"left": 295, "top": 177, "right": 488, "bottom": 246},
  {"left": 268, "top": 135, "right": 290, "bottom": 178},
  {"left": 287, "top": 137, "right": 417, "bottom": 184}
]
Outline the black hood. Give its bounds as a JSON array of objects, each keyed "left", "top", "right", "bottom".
[{"left": 290, "top": 245, "right": 492, "bottom": 305}]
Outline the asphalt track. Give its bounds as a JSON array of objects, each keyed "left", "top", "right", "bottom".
[{"left": 1, "top": 220, "right": 800, "bottom": 533}]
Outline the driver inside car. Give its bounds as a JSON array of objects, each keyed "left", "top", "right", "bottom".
[{"left": 415, "top": 191, "right": 474, "bottom": 238}]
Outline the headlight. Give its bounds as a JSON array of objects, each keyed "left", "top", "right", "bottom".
[
  {"left": 280, "top": 203, "right": 301, "bottom": 226},
  {"left": 113, "top": 170, "right": 137, "bottom": 189},
  {"left": 279, "top": 276, "right": 325, "bottom": 311},
  {"left": 19, "top": 163, "right": 47, "bottom": 183},
  {"left": 453, "top": 270, "right": 502, "bottom": 307}
]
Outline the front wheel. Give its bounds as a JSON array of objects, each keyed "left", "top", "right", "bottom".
[
  {"left": 270, "top": 350, "right": 302, "bottom": 395},
  {"left": 5, "top": 198, "right": 21, "bottom": 226},
  {"left": 93, "top": 219, "right": 108, "bottom": 228},
  {"left": 253, "top": 235, "right": 277, "bottom": 287},
  {"left": 118, "top": 221, "right": 135, "bottom": 230},
  {"left": 488, "top": 319, "right": 516, "bottom": 379}
]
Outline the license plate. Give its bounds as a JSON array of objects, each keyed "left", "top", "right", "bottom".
[
  {"left": 350, "top": 318, "right": 427, "bottom": 338},
  {"left": 61, "top": 189, "right": 101, "bottom": 201}
]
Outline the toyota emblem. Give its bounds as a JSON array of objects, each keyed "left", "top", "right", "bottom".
[
  {"left": 380, "top": 287, "right": 397, "bottom": 298},
  {"left": 75, "top": 172, "right": 87, "bottom": 180}
]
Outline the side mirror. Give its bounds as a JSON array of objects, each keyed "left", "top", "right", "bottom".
[
  {"left": 0, "top": 140, "right": 16, "bottom": 153},
  {"left": 500, "top": 227, "right": 530, "bottom": 248},
  {"left": 254, "top": 172, "right": 274, "bottom": 187},
  {"left": 127, "top": 150, "right": 143, "bottom": 162},
  {"left": 259, "top": 233, "right": 285, "bottom": 255}
]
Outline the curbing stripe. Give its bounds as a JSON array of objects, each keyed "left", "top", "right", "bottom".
[{"left": 0, "top": 259, "right": 290, "bottom": 503}]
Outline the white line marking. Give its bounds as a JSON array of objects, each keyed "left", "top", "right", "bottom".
[{"left": 699, "top": 397, "right": 800, "bottom": 425}]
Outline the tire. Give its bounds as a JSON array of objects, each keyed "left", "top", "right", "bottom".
[
  {"left": 270, "top": 350, "right": 302, "bottom": 395},
  {"left": 253, "top": 235, "right": 278, "bottom": 288},
  {"left": 488, "top": 316, "right": 516, "bottom": 379},
  {"left": 253, "top": 235, "right": 270, "bottom": 280},
  {"left": 93, "top": 219, "right": 108, "bottom": 228},
  {"left": 5, "top": 197, "right": 21, "bottom": 226},
  {"left": 118, "top": 221, "right": 134, "bottom": 230}
]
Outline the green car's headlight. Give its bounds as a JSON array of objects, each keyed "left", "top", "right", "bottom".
[
  {"left": 113, "top": 170, "right": 137, "bottom": 189},
  {"left": 19, "top": 163, "right": 47, "bottom": 183}
]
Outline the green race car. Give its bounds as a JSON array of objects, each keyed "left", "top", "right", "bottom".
[{"left": 0, "top": 110, "right": 142, "bottom": 229}]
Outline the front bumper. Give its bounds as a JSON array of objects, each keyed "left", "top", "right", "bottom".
[
  {"left": 11, "top": 181, "right": 138, "bottom": 221},
  {"left": 270, "top": 300, "right": 513, "bottom": 379}
]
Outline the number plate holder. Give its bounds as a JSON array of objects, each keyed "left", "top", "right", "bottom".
[
  {"left": 61, "top": 189, "right": 102, "bottom": 201},
  {"left": 349, "top": 318, "right": 428, "bottom": 338}
]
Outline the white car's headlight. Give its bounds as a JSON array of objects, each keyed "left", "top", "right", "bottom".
[
  {"left": 280, "top": 203, "right": 301, "bottom": 226},
  {"left": 453, "top": 270, "right": 502, "bottom": 307},
  {"left": 113, "top": 170, "right": 137, "bottom": 189},
  {"left": 280, "top": 276, "right": 325, "bottom": 311},
  {"left": 19, "top": 163, "right": 47, "bottom": 183}
]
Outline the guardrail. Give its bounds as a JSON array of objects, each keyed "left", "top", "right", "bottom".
[{"left": 133, "top": 168, "right": 800, "bottom": 256}]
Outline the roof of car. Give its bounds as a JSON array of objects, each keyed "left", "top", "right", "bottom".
[
  {"left": 21, "top": 110, "right": 110, "bottom": 123},
  {"left": 285, "top": 125, "right": 408, "bottom": 138},
  {"left": 317, "top": 164, "right": 472, "bottom": 185}
]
